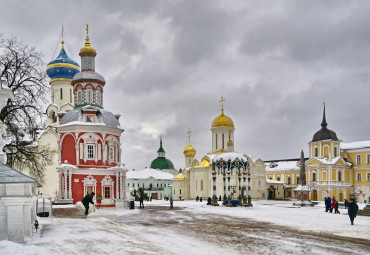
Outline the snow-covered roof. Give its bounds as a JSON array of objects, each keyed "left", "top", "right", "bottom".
[
  {"left": 341, "top": 140, "right": 370, "bottom": 150},
  {"left": 59, "top": 107, "right": 122, "bottom": 129},
  {"left": 58, "top": 164, "right": 78, "bottom": 169},
  {"left": 213, "top": 152, "right": 247, "bottom": 162},
  {"left": 294, "top": 185, "right": 310, "bottom": 191},
  {"left": 126, "top": 168, "right": 174, "bottom": 180},
  {"left": 310, "top": 156, "right": 351, "bottom": 166},
  {"left": 0, "top": 163, "right": 40, "bottom": 185},
  {"left": 266, "top": 161, "right": 299, "bottom": 172}
]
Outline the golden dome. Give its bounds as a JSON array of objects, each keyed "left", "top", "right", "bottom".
[
  {"left": 227, "top": 140, "right": 233, "bottom": 147},
  {"left": 174, "top": 173, "right": 186, "bottom": 179},
  {"left": 183, "top": 143, "right": 196, "bottom": 157},
  {"left": 211, "top": 110, "right": 234, "bottom": 128},
  {"left": 80, "top": 24, "right": 96, "bottom": 54}
]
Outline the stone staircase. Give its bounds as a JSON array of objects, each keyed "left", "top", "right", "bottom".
[{"left": 357, "top": 206, "right": 370, "bottom": 217}]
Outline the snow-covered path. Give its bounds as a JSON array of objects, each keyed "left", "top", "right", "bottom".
[{"left": 1, "top": 200, "right": 369, "bottom": 255}]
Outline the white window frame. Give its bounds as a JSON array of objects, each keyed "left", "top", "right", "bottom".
[
  {"left": 87, "top": 89, "right": 93, "bottom": 103},
  {"left": 77, "top": 90, "right": 83, "bottom": 104},
  {"left": 109, "top": 146, "right": 114, "bottom": 162},
  {"left": 96, "top": 90, "right": 101, "bottom": 105},
  {"left": 356, "top": 155, "right": 361, "bottom": 165},
  {"left": 357, "top": 173, "right": 362, "bottom": 182},
  {"left": 87, "top": 144, "right": 95, "bottom": 159}
]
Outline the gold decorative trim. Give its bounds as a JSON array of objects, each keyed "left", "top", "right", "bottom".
[{"left": 46, "top": 63, "right": 80, "bottom": 71}]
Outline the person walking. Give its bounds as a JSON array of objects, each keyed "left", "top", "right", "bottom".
[
  {"left": 324, "top": 197, "right": 329, "bottom": 212},
  {"left": 170, "top": 196, "right": 173, "bottom": 208},
  {"left": 347, "top": 198, "right": 359, "bottom": 225},
  {"left": 328, "top": 197, "right": 332, "bottom": 213},
  {"left": 344, "top": 199, "right": 349, "bottom": 209},
  {"left": 334, "top": 200, "right": 340, "bottom": 214},
  {"left": 332, "top": 198, "right": 336, "bottom": 214},
  {"left": 199, "top": 197, "right": 203, "bottom": 202},
  {"left": 196, "top": 195, "right": 199, "bottom": 202},
  {"left": 82, "top": 192, "right": 95, "bottom": 216},
  {"left": 139, "top": 196, "right": 144, "bottom": 208}
]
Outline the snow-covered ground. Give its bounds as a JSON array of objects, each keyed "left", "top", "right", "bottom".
[{"left": 1, "top": 200, "right": 369, "bottom": 255}]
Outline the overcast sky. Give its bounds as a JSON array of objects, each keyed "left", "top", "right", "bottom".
[{"left": 1, "top": 0, "right": 370, "bottom": 170}]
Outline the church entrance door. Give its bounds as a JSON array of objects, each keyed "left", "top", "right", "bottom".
[
  {"left": 312, "top": 190, "right": 318, "bottom": 201},
  {"left": 152, "top": 193, "right": 158, "bottom": 199}
]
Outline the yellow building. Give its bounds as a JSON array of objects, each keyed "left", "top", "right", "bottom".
[{"left": 266, "top": 106, "right": 370, "bottom": 203}]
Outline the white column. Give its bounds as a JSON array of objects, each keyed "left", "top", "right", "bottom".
[
  {"left": 112, "top": 181, "right": 115, "bottom": 199},
  {"left": 63, "top": 170, "right": 67, "bottom": 199},
  {"left": 68, "top": 170, "right": 72, "bottom": 200},
  {"left": 58, "top": 172, "right": 62, "bottom": 199},
  {"left": 116, "top": 172, "right": 119, "bottom": 199},
  {"left": 120, "top": 174, "right": 123, "bottom": 199}
]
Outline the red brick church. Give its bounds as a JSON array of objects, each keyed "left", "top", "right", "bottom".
[{"left": 54, "top": 27, "right": 127, "bottom": 206}]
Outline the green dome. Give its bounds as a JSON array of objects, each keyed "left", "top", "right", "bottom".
[{"left": 150, "top": 157, "right": 175, "bottom": 170}]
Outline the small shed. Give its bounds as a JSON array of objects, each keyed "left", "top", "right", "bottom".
[{"left": 0, "top": 163, "right": 40, "bottom": 243}]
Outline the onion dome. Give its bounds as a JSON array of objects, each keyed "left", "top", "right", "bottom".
[
  {"left": 312, "top": 105, "right": 338, "bottom": 142},
  {"left": 184, "top": 143, "right": 196, "bottom": 157},
  {"left": 46, "top": 41, "right": 80, "bottom": 83},
  {"left": 183, "top": 129, "right": 196, "bottom": 157},
  {"left": 150, "top": 138, "right": 175, "bottom": 170},
  {"left": 211, "top": 109, "right": 234, "bottom": 128}
]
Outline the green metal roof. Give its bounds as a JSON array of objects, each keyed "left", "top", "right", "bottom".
[{"left": 150, "top": 157, "right": 175, "bottom": 170}]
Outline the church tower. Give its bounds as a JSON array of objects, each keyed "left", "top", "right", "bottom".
[
  {"left": 210, "top": 97, "right": 235, "bottom": 154},
  {"left": 55, "top": 25, "right": 126, "bottom": 205},
  {"left": 46, "top": 28, "right": 80, "bottom": 125},
  {"left": 183, "top": 129, "right": 196, "bottom": 167},
  {"left": 309, "top": 103, "right": 340, "bottom": 160}
]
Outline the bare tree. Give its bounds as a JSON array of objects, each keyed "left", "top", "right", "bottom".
[{"left": 0, "top": 35, "right": 52, "bottom": 183}]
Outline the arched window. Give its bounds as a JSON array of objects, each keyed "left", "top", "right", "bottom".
[
  {"left": 201, "top": 180, "right": 203, "bottom": 191},
  {"left": 288, "top": 177, "right": 291, "bottom": 184},
  {"left": 96, "top": 90, "right": 101, "bottom": 105},
  {"left": 314, "top": 147, "right": 318, "bottom": 157},
  {"left": 334, "top": 146, "right": 338, "bottom": 157},
  {"left": 109, "top": 147, "right": 114, "bottom": 162},
  {"left": 215, "top": 134, "right": 218, "bottom": 149},
  {"left": 87, "top": 89, "right": 93, "bottom": 103},
  {"left": 312, "top": 172, "right": 316, "bottom": 181},
  {"left": 77, "top": 90, "right": 83, "bottom": 104},
  {"left": 338, "top": 171, "right": 342, "bottom": 181},
  {"left": 222, "top": 133, "right": 224, "bottom": 149},
  {"left": 60, "top": 88, "right": 63, "bottom": 100}
]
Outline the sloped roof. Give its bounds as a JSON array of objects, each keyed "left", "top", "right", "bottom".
[
  {"left": 126, "top": 168, "right": 174, "bottom": 180},
  {"left": 0, "top": 163, "right": 40, "bottom": 185},
  {"left": 341, "top": 140, "right": 370, "bottom": 150},
  {"left": 266, "top": 160, "right": 300, "bottom": 172}
]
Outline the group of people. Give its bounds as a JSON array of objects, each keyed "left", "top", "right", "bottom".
[
  {"left": 195, "top": 196, "right": 203, "bottom": 202},
  {"left": 324, "top": 197, "right": 359, "bottom": 225},
  {"left": 324, "top": 197, "right": 340, "bottom": 214}
]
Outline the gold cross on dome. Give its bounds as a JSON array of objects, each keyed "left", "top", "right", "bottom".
[
  {"left": 219, "top": 96, "right": 225, "bottom": 112},
  {"left": 187, "top": 128, "right": 191, "bottom": 143},
  {"left": 86, "top": 24, "right": 89, "bottom": 35}
]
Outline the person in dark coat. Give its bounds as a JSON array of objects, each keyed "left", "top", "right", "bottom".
[
  {"left": 170, "top": 196, "right": 173, "bottom": 208},
  {"left": 196, "top": 195, "right": 199, "bottom": 202},
  {"left": 324, "top": 197, "right": 329, "bottom": 212},
  {"left": 328, "top": 197, "right": 332, "bottom": 213},
  {"left": 207, "top": 197, "right": 212, "bottom": 205},
  {"left": 344, "top": 199, "right": 348, "bottom": 209},
  {"left": 199, "top": 197, "right": 202, "bottom": 202},
  {"left": 347, "top": 198, "right": 359, "bottom": 225},
  {"left": 139, "top": 196, "right": 144, "bottom": 208},
  {"left": 82, "top": 192, "right": 95, "bottom": 215}
]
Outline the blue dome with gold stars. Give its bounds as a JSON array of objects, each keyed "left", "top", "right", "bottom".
[{"left": 46, "top": 46, "right": 80, "bottom": 83}]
